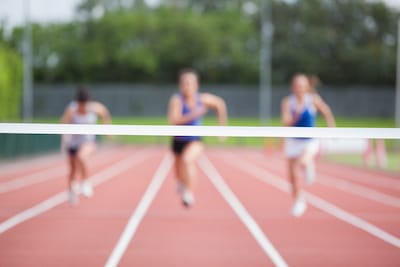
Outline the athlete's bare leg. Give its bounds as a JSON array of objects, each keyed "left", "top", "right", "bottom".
[
  {"left": 299, "top": 148, "right": 316, "bottom": 185},
  {"left": 174, "top": 141, "right": 204, "bottom": 206},
  {"left": 76, "top": 142, "right": 96, "bottom": 197},
  {"left": 288, "top": 158, "right": 299, "bottom": 199},
  {"left": 288, "top": 157, "right": 307, "bottom": 217},
  {"left": 76, "top": 142, "right": 96, "bottom": 180},
  {"left": 68, "top": 154, "right": 77, "bottom": 189},
  {"left": 376, "top": 139, "right": 387, "bottom": 169}
]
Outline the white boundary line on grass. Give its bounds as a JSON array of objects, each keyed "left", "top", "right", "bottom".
[
  {"left": 105, "top": 154, "right": 173, "bottom": 267},
  {"left": 0, "top": 151, "right": 153, "bottom": 234},
  {"left": 217, "top": 152, "right": 400, "bottom": 249},
  {"left": 199, "top": 156, "right": 288, "bottom": 267}
]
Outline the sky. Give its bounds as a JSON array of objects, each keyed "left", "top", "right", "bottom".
[
  {"left": 0, "top": 0, "right": 80, "bottom": 28},
  {"left": 0, "top": 0, "right": 161, "bottom": 29},
  {"left": 0, "top": 0, "right": 399, "bottom": 29}
]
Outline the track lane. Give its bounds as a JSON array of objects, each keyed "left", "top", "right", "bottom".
[
  {"left": 116, "top": 151, "right": 275, "bottom": 266},
  {"left": 207, "top": 149, "right": 400, "bottom": 266},
  {"left": 0, "top": 152, "right": 63, "bottom": 177},
  {"left": 317, "top": 157, "right": 400, "bottom": 193},
  {"left": 239, "top": 149, "right": 400, "bottom": 237},
  {"left": 1, "top": 146, "right": 399, "bottom": 266},
  {"left": 0, "top": 146, "right": 133, "bottom": 195},
  {"left": 0, "top": 146, "right": 139, "bottom": 222},
  {"left": 0, "top": 147, "right": 164, "bottom": 267}
]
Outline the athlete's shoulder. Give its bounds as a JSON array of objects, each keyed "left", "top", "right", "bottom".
[{"left": 89, "top": 101, "right": 107, "bottom": 112}]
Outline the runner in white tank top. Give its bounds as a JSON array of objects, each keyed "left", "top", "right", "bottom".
[{"left": 60, "top": 86, "right": 112, "bottom": 205}]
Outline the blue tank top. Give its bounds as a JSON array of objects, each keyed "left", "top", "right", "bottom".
[
  {"left": 174, "top": 93, "right": 203, "bottom": 141},
  {"left": 289, "top": 94, "right": 316, "bottom": 139}
]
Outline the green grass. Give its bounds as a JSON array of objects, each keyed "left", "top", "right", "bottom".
[{"left": 32, "top": 116, "right": 396, "bottom": 127}]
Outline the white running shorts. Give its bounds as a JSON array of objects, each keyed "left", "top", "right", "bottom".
[{"left": 284, "top": 138, "right": 320, "bottom": 158}]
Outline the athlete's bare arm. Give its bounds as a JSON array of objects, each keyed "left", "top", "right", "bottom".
[
  {"left": 313, "top": 95, "right": 336, "bottom": 127},
  {"left": 281, "top": 97, "right": 296, "bottom": 126},
  {"left": 92, "top": 102, "right": 112, "bottom": 124},
  {"left": 200, "top": 93, "right": 227, "bottom": 126},
  {"left": 167, "top": 95, "right": 207, "bottom": 125}
]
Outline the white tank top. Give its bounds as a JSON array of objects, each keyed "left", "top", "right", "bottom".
[{"left": 67, "top": 102, "right": 98, "bottom": 147}]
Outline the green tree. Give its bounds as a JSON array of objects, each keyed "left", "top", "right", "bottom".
[
  {"left": 0, "top": 43, "right": 22, "bottom": 120},
  {"left": 4, "top": 0, "right": 399, "bottom": 85}
]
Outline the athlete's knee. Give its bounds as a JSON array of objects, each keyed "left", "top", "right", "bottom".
[{"left": 182, "top": 153, "right": 196, "bottom": 165}]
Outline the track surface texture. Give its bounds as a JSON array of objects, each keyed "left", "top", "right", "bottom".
[{"left": 0, "top": 145, "right": 399, "bottom": 267}]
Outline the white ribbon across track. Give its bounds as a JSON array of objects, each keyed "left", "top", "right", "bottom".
[{"left": 0, "top": 123, "right": 399, "bottom": 139}]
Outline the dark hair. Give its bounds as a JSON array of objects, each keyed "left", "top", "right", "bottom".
[
  {"left": 75, "top": 86, "right": 89, "bottom": 103},
  {"left": 178, "top": 68, "right": 199, "bottom": 80}
]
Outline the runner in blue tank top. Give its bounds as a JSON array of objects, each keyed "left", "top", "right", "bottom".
[
  {"left": 281, "top": 74, "right": 335, "bottom": 217},
  {"left": 168, "top": 69, "right": 228, "bottom": 207}
]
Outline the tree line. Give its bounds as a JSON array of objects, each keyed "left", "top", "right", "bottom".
[{"left": 1, "top": 0, "right": 399, "bottom": 86}]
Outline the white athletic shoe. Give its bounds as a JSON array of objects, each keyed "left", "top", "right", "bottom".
[
  {"left": 182, "top": 190, "right": 195, "bottom": 207},
  {"left": 291, "top": 198, "right": 307, "bottom": 217},
  {"left": 305, "top": 163, "right": 316, "bottom": 185},
  {"left": 81, "top": 181, "right": 94, "bottom": 198}
]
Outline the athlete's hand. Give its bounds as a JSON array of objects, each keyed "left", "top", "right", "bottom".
[
  {"left": 192, "top": 106, "right": 208, "bottom": 119},
  {"left": 291, "top": 111, "right": 301, "bottom": 126}
]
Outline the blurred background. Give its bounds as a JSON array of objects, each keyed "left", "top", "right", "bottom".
[{"left": 0, "top": 0, "right": 399, "bottom": 170}]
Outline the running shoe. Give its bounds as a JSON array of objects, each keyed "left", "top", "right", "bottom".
[
  {"left": 182, "top": 190, "right": 195, "bottom": 207},
  {"left": 81, "top": 181, "right": 94, "bottom": 198},
  {"left": 291, "top": 198, "right": 307, "bottom": 217}
]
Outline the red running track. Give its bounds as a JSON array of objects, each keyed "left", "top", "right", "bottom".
[{"left": 0, "top": 145, "right": 399, "bottom": 267}]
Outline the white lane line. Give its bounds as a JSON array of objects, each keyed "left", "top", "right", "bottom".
[
  {"left": 0, "top": 167, "right": 65, "bottom": 194},
  {"left": 317, "top": 175, "right": 400, "bottom": 208},
  {"left": 199, "top": 156, "right": 288, "bottom": 267},
  {"left": 0, "top": 147, "right": 138, "bottom": 194},
  {"left": 0, "top": 154, "right": 62, "bottom": 176},
  {"left": 254, "top": 150, "right": 400, "bottom": 191},
  {"left": 105, "top": 154, "right": 173, "bottom": 267},
  {"left": 217, "top": 152, "right": 400, "bottom": 249},
  {"left": 0, "top": 151, "right": 153, "bottom": 234},
  {"left": 318, "top": 163, "right": 400, "bottom": 191},
  {"left": 247, "top": 152, "right": 400, "bottom": 208}
]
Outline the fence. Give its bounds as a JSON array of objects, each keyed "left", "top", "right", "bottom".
[
  {"left": 0, "top": 134, "right": 60, "bottom": 159},
  {"left": 33, "top": 84, "right": 395, "bottom": 118}
]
